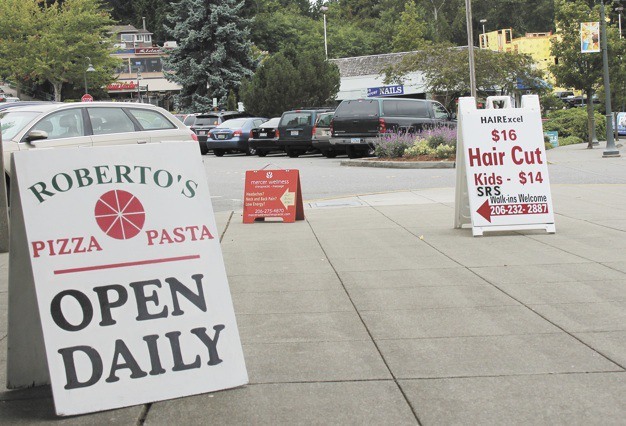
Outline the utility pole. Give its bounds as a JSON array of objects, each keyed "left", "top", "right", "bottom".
[
  {"left": 465, "top": 0, "right": 477, "bottom": 98},
  {"left": 600, "top": 1, "right": 620, "bottom": 157}
]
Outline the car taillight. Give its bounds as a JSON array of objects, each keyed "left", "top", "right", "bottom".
[
  {"left": 275, "top": 129, "right": 280, "bottom": 138},
  {"left": 190, "top": 132, "right": 198, "bottom": 141},
  {"left": 379, "top": 118, "right": 386, "bottom": 133},
  {"left": 233, "top": 130, "right": 242, "bottom": 136},
  {"left": 330, "top": 119, "right": 334, "bottom": 135}
]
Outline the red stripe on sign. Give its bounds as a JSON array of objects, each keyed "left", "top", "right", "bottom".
[{"left": 53, "top": 255, "right": 201, "bottom": 275}]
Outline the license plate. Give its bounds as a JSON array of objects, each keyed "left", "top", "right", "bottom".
[
  {"left": 291, "top": 130, "right": 299, "bottom": 136},
  {"left": 260, "top": 132, "right": 267, "bottom": 137},
  {"left": 199, "top": 131, "right": 206, "bottom": 135},
  {"left": 351, "top": 138, "right": 361, "bottom": 143},
  {"left": 217, "top": 134, "right": 226, "bottom": 139}
]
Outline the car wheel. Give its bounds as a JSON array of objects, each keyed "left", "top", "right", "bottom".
[
  {"left": 286, "top": 148, "right": 300, "bottom": 158},
  {"left": 257, "top": 150, "right": 267, "bottom": 157},
  {"left": 246, "top": 145, "right": 257, "bottom": 156},
  {"left": 214, "top": 149, "right": 225, "bottom": 157},
  {"left": 200, "top": 143, "right": 208, "bottom": 155},
  {"left": 323, "top": 150, "right": 337, "bottom": 158}
]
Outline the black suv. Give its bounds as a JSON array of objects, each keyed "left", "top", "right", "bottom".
[
  {"left": 276, "top": 108, "right": 334, "bottom": 157},
  {"left": 330, "top": 98, "right": 455, "bottom": 158},
  {"left": 191, "top": 111, "right": 251, "bottom": 154}
]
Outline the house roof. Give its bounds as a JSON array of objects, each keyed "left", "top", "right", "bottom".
[
  {"left": 109, "top": 25, "right": 152, "bottom": 35},
  {"left": 329, "top": 51, "right": 418, "bottom": 77}
]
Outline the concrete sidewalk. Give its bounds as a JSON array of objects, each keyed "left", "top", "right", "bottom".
[{"left": 0, "top": 143, "right": 625, "bottom": 424}]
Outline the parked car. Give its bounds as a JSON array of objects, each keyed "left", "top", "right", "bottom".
[
  {"left": 276, "top": 108, "right": 334, "bottom": 158},
  {"left": 249, "top": 117, "right": 282, "bottom": 157},
  {"left": 330, "top": 97, "right": 455, "bottom": 158},
  {"left": 312, "top": 112, "right": 344, "bottom": 158},
  {"left": 206, "top": 117, "right": 268, "bottom": 156},
  {"left": 1, "top": 102, "right": 197, "bottom": 178},
  {"left": 0, "top": 95, "right": 21, "bottom": 103},
  {"left": 183, "top": 113, "right": 199, "bottom": 128},
  {"left": 564, "top": 95, "right": 600, "bottom": 108},
  {"left": 616, "top": 112, "right": 626, "bottom": 136},
  {"left": 191, "top": 111, "right": 252, "bottom": 154},
  {"left": 0, "top": 101, "right": 59, "bottom": 112}
]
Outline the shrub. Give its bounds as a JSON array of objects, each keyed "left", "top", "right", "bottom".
[
  {"left": 404, "top": 140, "right": 434, "bottom": 157},
  {"left": 418, "top": 125, "right": 457, "bottom": 149},
  {"left": 434, "top": 144, "right": 455, "bottom": 158},
  {"left": 374, "top": 132, "right": 416, "bottom": 158},
  {"left": 559, "top": 136, "right": 584, "bottom": 146},
  {"left": 543, "top": 108, "right": 606, "bottom": 142}
]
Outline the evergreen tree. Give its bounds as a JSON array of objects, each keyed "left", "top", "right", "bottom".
[
  {"left": 163, "top": 0, "right": 255, "bottom": 112},
  {"left": 240, "top": 53, "right": 299, "bottom": 117},
  {"left": 240, "top": 49, "right": 339, "bottom": 116},
  {"left": 227, "top": 89, "right": 237, "bottom": 110}
]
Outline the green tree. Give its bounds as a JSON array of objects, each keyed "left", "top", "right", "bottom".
[
  {"left": 550, "top": 0, "right": 625, "bottom": 147},
  {"left": 240, "top": 49, "right": 339, "bottom": 116},
  {"left": 0, "top": 0, "right": 40, "bottom": 97},
  {"left": 391, "top": 1, "right": 430, "bottom": 52},
  {"left": 227, "top": 89, "right": 237, "bottom": 111},
  {"left": 240, "top": 53, "right": 299, "bottom": 116},
  {"left": 163, "top": 0, "right": 255, "bottom": 112},
  {"left": 384, "top": 44, "right": 546, "bottom": 110},
  {"left": 30, "top": 0, "right": 119, "bottom": 101}
]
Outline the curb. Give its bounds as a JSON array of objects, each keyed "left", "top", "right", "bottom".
[{"left": 340, "top": 159, "right": 456, "bottom": 169}]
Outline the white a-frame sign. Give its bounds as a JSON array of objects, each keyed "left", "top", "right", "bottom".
[
  {"left": 454, "top": 95, "right": 556, "bottom": 236},
  {"left": 6, "top": 142, "right": 248, "bottom": 416}
]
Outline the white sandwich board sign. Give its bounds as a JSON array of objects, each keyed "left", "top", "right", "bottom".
[
  {"left": 6, "top": 142, "right": 247, "bottom": 416},
  {"left": 454, "top": 95, "right": 556, "bottom": 236}
]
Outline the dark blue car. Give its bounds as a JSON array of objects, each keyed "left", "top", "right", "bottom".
[{"left": 207, "top": 117, "right": 267, "bottom": 156}]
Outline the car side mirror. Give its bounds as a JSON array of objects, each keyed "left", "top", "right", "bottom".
[{"left": 25, "top": 130, "right": 49, "bottom": 143}]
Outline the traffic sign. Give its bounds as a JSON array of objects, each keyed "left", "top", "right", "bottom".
[
  {"left": 454, "top": 96, "right": 555, "bottom": 236},
  {"left": 81, "top": 93, "right": 93, "bottom": 102},
  {"left": 243, "top": 169, "right": 304, "bottom": 223}
]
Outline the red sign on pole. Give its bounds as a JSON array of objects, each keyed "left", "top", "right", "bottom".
[
  {"left": 243, "top": 169, "right": 304, "bottom": 223},
  {"left": 81, "top": 94, "right": 93, "bottom": 102}
]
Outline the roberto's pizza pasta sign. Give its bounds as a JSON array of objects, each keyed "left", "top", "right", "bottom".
[{"left": 6, "top": 142, "right": 247, "bottom": 416}]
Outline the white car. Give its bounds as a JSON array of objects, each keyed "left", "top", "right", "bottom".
[{"left": 1, "top": 102, "right": 198, "bottom": 177}]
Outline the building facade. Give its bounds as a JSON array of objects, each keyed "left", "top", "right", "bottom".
[
  {"left": 330, "top": 52, "right": 428, "bottom": 102},
  {"left": 108, "top": 25, "right": 181, "bottom": 111}
]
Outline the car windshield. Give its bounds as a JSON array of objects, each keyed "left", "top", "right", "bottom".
[
  {"left": 216, "top": 118, "right": 248, "bottom": 129},
  {"left": 0, "top": 111, "right": 39, "bottom": 140}
]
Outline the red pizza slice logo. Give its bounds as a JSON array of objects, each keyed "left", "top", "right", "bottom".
[{"left": 94, "top": 190, "right": 145, "bottom": 239}]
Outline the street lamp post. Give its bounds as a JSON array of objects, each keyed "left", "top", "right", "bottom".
[
  {"left": 84, "top": 57, "right": 95, "bottom": 94},
  {"left": 480, "top": 19, "right": 487, "bottom": 48},
  {"left": 321, "top": 6, "right": 329, "bottom": 60},
  {"left": 136, "top": 62, "right": 142, "bottom": 103},
  {"left": 600, "top": 1, "right": 620, "bottom": 157},
  {"left": 616, "top": 7, "right": 624, "bottom": 38}
]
